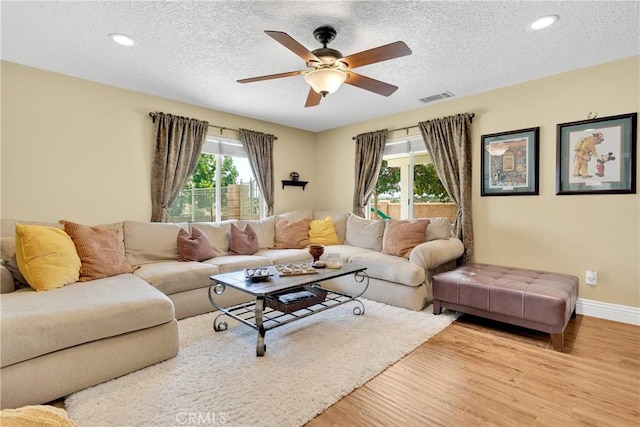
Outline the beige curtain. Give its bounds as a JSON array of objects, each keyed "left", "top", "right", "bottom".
[
  {"left": 150, "top": 112, "right": 208, "bottom": 222},
  {"left": 352, "top": 129, "right": 388, "bottom": 217},
  {"left": 419, "top": 113, "right": 474, "bottom": 262},
  {"left": 239, "top": 129, "right": 275, "bottom": 216}
]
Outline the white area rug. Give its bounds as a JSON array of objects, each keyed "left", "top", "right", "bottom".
[{"left": 66, "top": 300, "right": 457, "bottom": 427}]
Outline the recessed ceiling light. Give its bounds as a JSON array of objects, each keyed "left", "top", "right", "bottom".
[
  {"left": 109, "top": 33, "right": 136, "bottom": 46},
  {"left": 529, "top": 15, "right": 559, "bottom": 30}
]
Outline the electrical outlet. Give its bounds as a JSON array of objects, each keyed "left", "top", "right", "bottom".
[{"left": 585, "top": 270, "right": 597, "bottom": 285}]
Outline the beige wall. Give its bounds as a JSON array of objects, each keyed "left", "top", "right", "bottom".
[
  {"left": 315, "top": 56, "right": 640, "bottom": 308},
  {"left": 0, "top": 61, "right": 317, "bottom": 224},
  {"left": 2, "top": 57, "right": 639, "bottom": 308}
]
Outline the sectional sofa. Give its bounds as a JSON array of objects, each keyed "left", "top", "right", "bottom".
[{"left": 0, "top": 208, "right": 464, "bottom": 409}]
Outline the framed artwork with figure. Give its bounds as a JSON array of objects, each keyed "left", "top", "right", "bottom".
[
  {"left": 556, "top": 113, "right": 637, "bottom": 195},
  {"left": 481, "top": 127, "right": 539, "bottom": 196}
]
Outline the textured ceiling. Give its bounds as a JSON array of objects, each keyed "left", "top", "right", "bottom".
[{"left": 1, "top": 1, "right": 638, "bottom": 132}]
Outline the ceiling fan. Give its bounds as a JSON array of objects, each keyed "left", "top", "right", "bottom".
[{"left": 237, "top": 26, "right": 412, "bottom": 107}]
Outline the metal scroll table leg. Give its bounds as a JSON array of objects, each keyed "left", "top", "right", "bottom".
[
  {"left": 255, "top": 296, "right": 266, "bottom": 357},
  {"left": 351, "top": 271, "right": 369, "bottom": 315},
  {"left": 209, "top": 283, "right": 229, "bottom": 332}
]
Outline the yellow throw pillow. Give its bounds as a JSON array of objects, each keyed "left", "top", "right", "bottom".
[
  {"left": 309, "top": 216, "right": 340, "bottom": 246},
  {"left": 0, "top": 405, "right": 77, "bottom": 427},
  {"left": 15, "top": 224, "right": 81, "bottom": 291}
]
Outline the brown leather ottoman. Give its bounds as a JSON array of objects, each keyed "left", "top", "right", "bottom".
[{"left": 432, "top": 263, "right": 578, "bottom": 351}]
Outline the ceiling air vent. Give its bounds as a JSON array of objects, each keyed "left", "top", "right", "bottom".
[{"left": 419, "top": 91, "right": 455, "bottom": 104}]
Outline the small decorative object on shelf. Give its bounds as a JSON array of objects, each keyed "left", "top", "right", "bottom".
[
  {"left": 308, "top": 244, "right": 324, "bottom": 262},
  {"left": 289, "top": 171, "right": 300, "bottom": 181}
]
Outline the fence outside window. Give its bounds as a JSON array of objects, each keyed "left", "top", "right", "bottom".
[{"left": 169, "top": 180, "right": 260, "bottom": 222}]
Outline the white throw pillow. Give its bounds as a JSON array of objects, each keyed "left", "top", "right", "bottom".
[
  {"left": 425, "top": 217, "right": 455, "bottom": 241},
  {"left": 189, "top": 221, "right": 234, "bottom": 256},
  {"left": 123, "top": 221, "right": 188, "bottom": 265},
  {"left": 277, "top": 208, "right": 313, "bottom": 222},
  {"left": 344, "top": 214, "right": 385, "bottom": 251},
  {"left": 236, "top": 217, "right": 275, "bottom": 249}
]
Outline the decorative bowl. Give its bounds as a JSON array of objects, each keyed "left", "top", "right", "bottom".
[{"left": 244, "top": 267, "right": 272, "bottom": 282}]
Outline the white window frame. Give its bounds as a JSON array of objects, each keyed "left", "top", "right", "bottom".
[
  {"left": 201, "top": 135, "right": 265, "bottom": 221},
  {"left": 369, "top": 135, "right": 428, "bottom": 220}
]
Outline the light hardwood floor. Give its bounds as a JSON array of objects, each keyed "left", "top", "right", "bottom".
[{"left": 307, "top": 313, "right": 640, "bottom": 427}]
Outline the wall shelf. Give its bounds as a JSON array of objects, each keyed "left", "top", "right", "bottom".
[{"left": 281, "top": 180, "right": 308, "bottom": 190}]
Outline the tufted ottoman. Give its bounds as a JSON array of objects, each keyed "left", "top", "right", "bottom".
[{"left": 432, "top": 263, "right": 578, "bottom": 351}]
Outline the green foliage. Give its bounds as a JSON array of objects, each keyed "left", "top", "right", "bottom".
[
  {"left": 414, "top": 163, "right": 451, "bottom": 202},
  {"left": 375, "top": 160, "right": 401, "bottom": 196},
  {"left": 371, "top": 160, "right": 401, "bottom": 214},
  {"left": 184, "top": 154, "right": 240, "bottom": 189},
  {"left": 186, "top": 154, "right": 215, "bottom": 189},
  {"left": 221, "top": 156, "right": 239, "bottom": 187}
]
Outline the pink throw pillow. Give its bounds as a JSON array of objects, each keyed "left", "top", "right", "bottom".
[
  {"left": 177, "top": 227, "right": 215, "bottom": 262},
  {"left": 229, "top": 223, "right": 259, "bottom": 255},
  {"left": 382, "top": 219, "right": 430, "bottom": 259},
  {"left": 273, "top": 217, "right": 311, "bottom": 249}
]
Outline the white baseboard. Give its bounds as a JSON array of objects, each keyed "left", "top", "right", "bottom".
[{"left": 576, "top": 298, "right": 640, "bottom": 326}]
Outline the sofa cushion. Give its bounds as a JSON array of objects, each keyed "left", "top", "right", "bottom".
[
  {"left": 123, "top": 221, "right": 188, "bottom": 265},
  {"left": 273, "top": 217, "right": 310, "bottom": 249},
  {"left": 382, "top": 219, "right": 430, "bottom": 259},
  {"left": 3, "top": 256, "right": 25, "bottom": 288},
  {"left": 309, "top": 216, "right": 340, "bottom": 246},
  {"left": 318, "top": 244, "right": 373, "bottom": 262},
  {"left": 62, "top": 220, "right": 134, "bottom": 281},
  {"left": 177, "top": 227, "right": 215, "bottom": 262},
  {"left": 134, "top": 261, "right": 219, "bottom": 295},
  {"left": 15, "top": 224, "right": 81, "bottom": 291},
  {"left": 314, "top": 211, "right": 348, "bottom": 244},
  {"left": 344, "top": 214, "right": 385, "bottom": 251},
  {"left": 204, "top": 255, "right": 272, "bottom": 274},
  {"left": 1, "top": 265, "right": 15, "bottom": 294},
  {"left": 277, "top": 208, "right": 313, "bottom": 222},
  {"left": 0, "top": 273, "right": 174, "bottom": 368},
  {"left": 189, "top": 221, "right": 233, "bottom": 257},
  {"left": 256, "top": 248, "right": 312, "bottom": 265},
  {"left": 229, "top": 223, "right": 259, "bottom": 255},
  {"left": 236, "top": 217, "right": 275, "bottom": 249},
  {"left": 349, "top": 251, "right": 426, "bottom": 287},
  {"left": 426, "top": 217, "right": 454, "bottom": 241}
]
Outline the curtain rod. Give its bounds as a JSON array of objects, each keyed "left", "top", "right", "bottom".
[
  {"left": 148, "top": 112, "right": 278, "bottom": 140},
  {"left": 351, "top": 113, "right": 475, "bottom": 140}
]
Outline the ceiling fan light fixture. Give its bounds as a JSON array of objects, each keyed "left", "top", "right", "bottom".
[{"left": 304, "top": 68, "right": 347, "bottom": 97}]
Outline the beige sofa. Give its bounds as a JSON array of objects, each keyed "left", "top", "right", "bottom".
[{"left": 0, "top": 209, "right": 463, "bottom": 409}]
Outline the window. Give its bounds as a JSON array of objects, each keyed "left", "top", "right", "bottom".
[
  {"left": 370, "top": 136, "right": 457, "bottom": 220},
  {"left": 169, "top": 135, "right": 263, "bottom": 222}
]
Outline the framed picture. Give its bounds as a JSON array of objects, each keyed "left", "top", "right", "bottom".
[
  {"left": 556, "top": 113, "right": 637, "bottom": 195},
  {"left": 481, "top": 127, "right": 539, "bottom": 196}
]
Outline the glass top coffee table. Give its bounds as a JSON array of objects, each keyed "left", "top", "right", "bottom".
[{"left": 209, "top": 263, "right": 368, "bottom": 356}]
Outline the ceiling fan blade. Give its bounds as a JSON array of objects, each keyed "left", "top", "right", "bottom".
[
  {"left": 237, "top": 70, "right": 302, "bottom": 83},
  {"left": 344, "top": 72, "right": 398, "bottom": 96},
  {"left": 265, "top": 30, "right": 320, "bottom": 63},
  {"left": 340, "top": 41, "right": 412, "bottom": 69},
  {"left": 304, "top": 88, "right": 322, "bottom": 108}
]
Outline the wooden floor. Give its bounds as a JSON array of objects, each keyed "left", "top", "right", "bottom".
[{"left": 307, "top": 313, "right": 640, "bottom": 427}]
